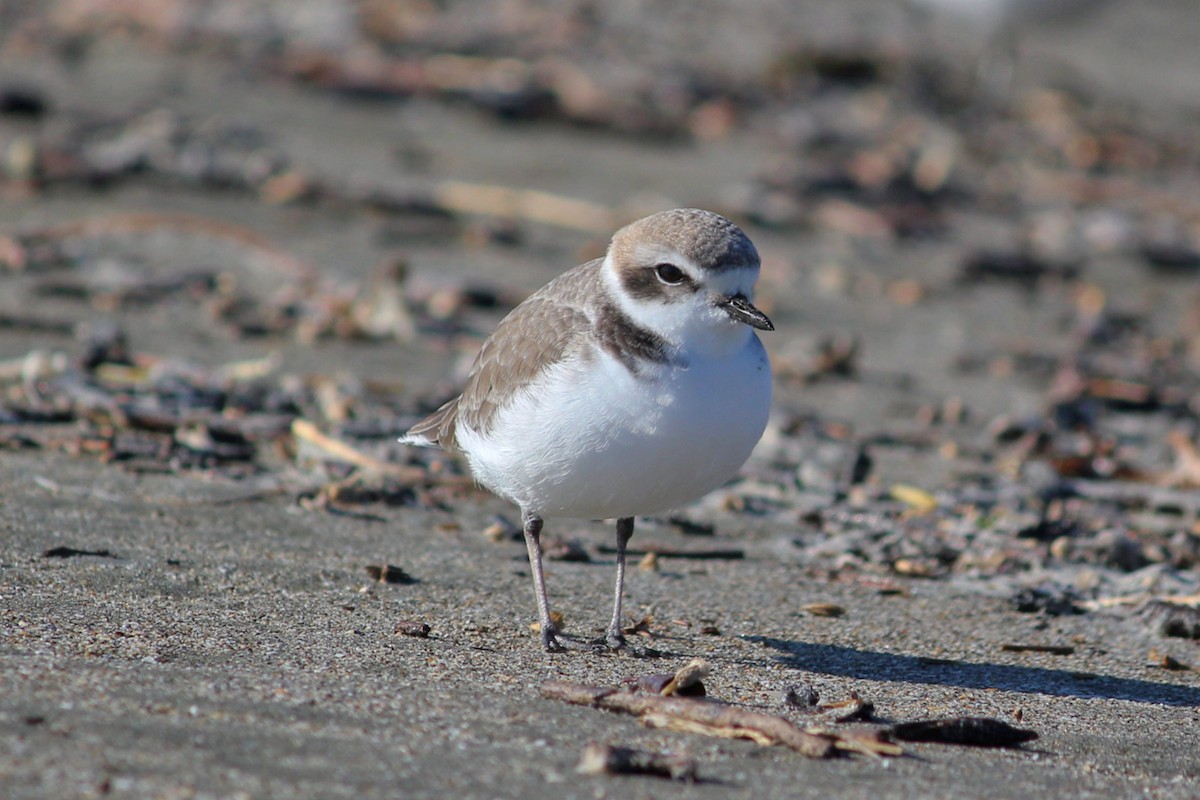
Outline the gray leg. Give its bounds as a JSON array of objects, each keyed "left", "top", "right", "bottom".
[
  {"left": 522, "top": 509, "right": 564, "bottom": 652},
  {"left": 604, "top": 517, "right": 635, "bottom": 649}
]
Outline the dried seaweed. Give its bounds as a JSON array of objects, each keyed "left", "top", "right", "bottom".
[{"left": 890, "top": 718, "right": 1038, "bottom": 748}]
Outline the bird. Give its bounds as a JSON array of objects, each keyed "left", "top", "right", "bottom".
[{"left": 401, "top": 208, "right": 773, "bottom": 653}]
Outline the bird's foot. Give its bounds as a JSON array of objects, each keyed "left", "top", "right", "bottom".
[
  {"left": 541, "top": 634, "right": 567, "bottom": 653},
  {"left": 539, "top": 626, "right": 659, "bottom": 656},
  {"left": 594, "top": 629, "right": 661, "bottom": 658},
  {"left": 540, "top": 625, "right": 606, "bottom": 654},
  {"left": 539, "top": 623, "right": 569, "bottom": 653}
]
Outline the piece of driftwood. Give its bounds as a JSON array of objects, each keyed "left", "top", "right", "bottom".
[
  {"left": 432, "top": 181, "right": 614, "bottom": 233},
  {"left": 539, "top": 681, "right": 836, "bottom": 758},
  {"left": 291, "top": 418, "right": 426, "bottom": 480}
]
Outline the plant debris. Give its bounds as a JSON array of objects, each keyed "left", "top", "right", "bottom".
[
  {"left": 544, "top": 665, "right": 913, "bottom": 759},
  {"left": 365, "top": 564, "right": 416, "bottom": 585},
  {"left": 658, "top": 658, "right": 710, "bottom": 697},
  {"left": 576, "top": 743, "right": 697, "bottom": 781},
  {"left": 1001, "top": 643, "right": 1076, "bottom": 656},
  {"left": 802, "top": 602, "right": 847, "bottom": 618},
  {"left": 42, "top": 546, "right": 118, "bottom": 559},
  {"left": 1138, "top": 600, "right": 1200, "bottom": 640},
  {"left": 889, "top": 718, "right": 1039, "bottom": 748},
  {"left": 393, "top": 621, "right": 432, "bottom": 638},
  {"left": 814, "top": 693, "right": 876, "bottom": 724},
  {"left": 595, "top": 543, "right": 745, "bottom": 560},
  {"left": 539, "top": 680, "right": 837, "bottom": 759},
  {"left": 782, "top": 683, "right": 820, "bottom": 709}
]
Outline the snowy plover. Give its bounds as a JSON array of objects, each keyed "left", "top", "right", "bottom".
[{"left": 402, "top": 208, "right": 773, "bottom": 653}]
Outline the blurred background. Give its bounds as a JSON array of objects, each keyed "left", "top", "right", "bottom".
[{"left": 1, "top": 0, "right": 1200, "bottom": 547}]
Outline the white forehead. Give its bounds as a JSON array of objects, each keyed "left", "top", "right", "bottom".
[{"left": 608, "top": 208, "right": 759, "bottom": 275}]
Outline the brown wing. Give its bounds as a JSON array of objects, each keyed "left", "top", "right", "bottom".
[{"left": 402, "top": 260, "right": 600, "bottom": 451}]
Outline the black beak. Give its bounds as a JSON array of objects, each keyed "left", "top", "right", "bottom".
[{"left": 718, "top": 293, "right": 774, "bottom": 331}]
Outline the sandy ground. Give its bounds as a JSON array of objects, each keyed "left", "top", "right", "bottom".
[{"left": 2, "top": 1, "right": 1199, "bottom": 798}]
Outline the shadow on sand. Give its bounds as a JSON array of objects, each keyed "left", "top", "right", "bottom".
[{"left": 747, "top": 636, "right": 1200, "bottom": 707}]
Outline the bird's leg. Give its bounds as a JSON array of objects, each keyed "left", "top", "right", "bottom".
[
  {"left": 522, "top": 510, "right": 565, "bottom": 652},
  {"left": 604, "top": 516, "right": 635, "bottom": 650}
]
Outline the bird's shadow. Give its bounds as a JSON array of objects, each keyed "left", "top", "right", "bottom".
[{"left": 745, "top": 636, "right": 1200, "bottom": 707}]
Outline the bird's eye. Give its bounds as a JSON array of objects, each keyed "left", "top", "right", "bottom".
[{"left": 654, "top": 263, "right": 686, "bottom": 284}]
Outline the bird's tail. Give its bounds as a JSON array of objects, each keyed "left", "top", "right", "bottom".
[{"left": 398, "top": 396, "right": 459, "bottom": 451}]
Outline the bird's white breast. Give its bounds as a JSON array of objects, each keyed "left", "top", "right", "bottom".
[{"left": 456, "top": 334, "right": 771, "bottom": 519}]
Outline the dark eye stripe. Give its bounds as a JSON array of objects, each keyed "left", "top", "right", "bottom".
[{"left": 617, "top": 264, "right": 698, "bottom": 301}]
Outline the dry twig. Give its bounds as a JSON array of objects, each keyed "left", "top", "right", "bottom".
[{"left": 539, "top": 681, "right": 836, "bottom": 759}]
